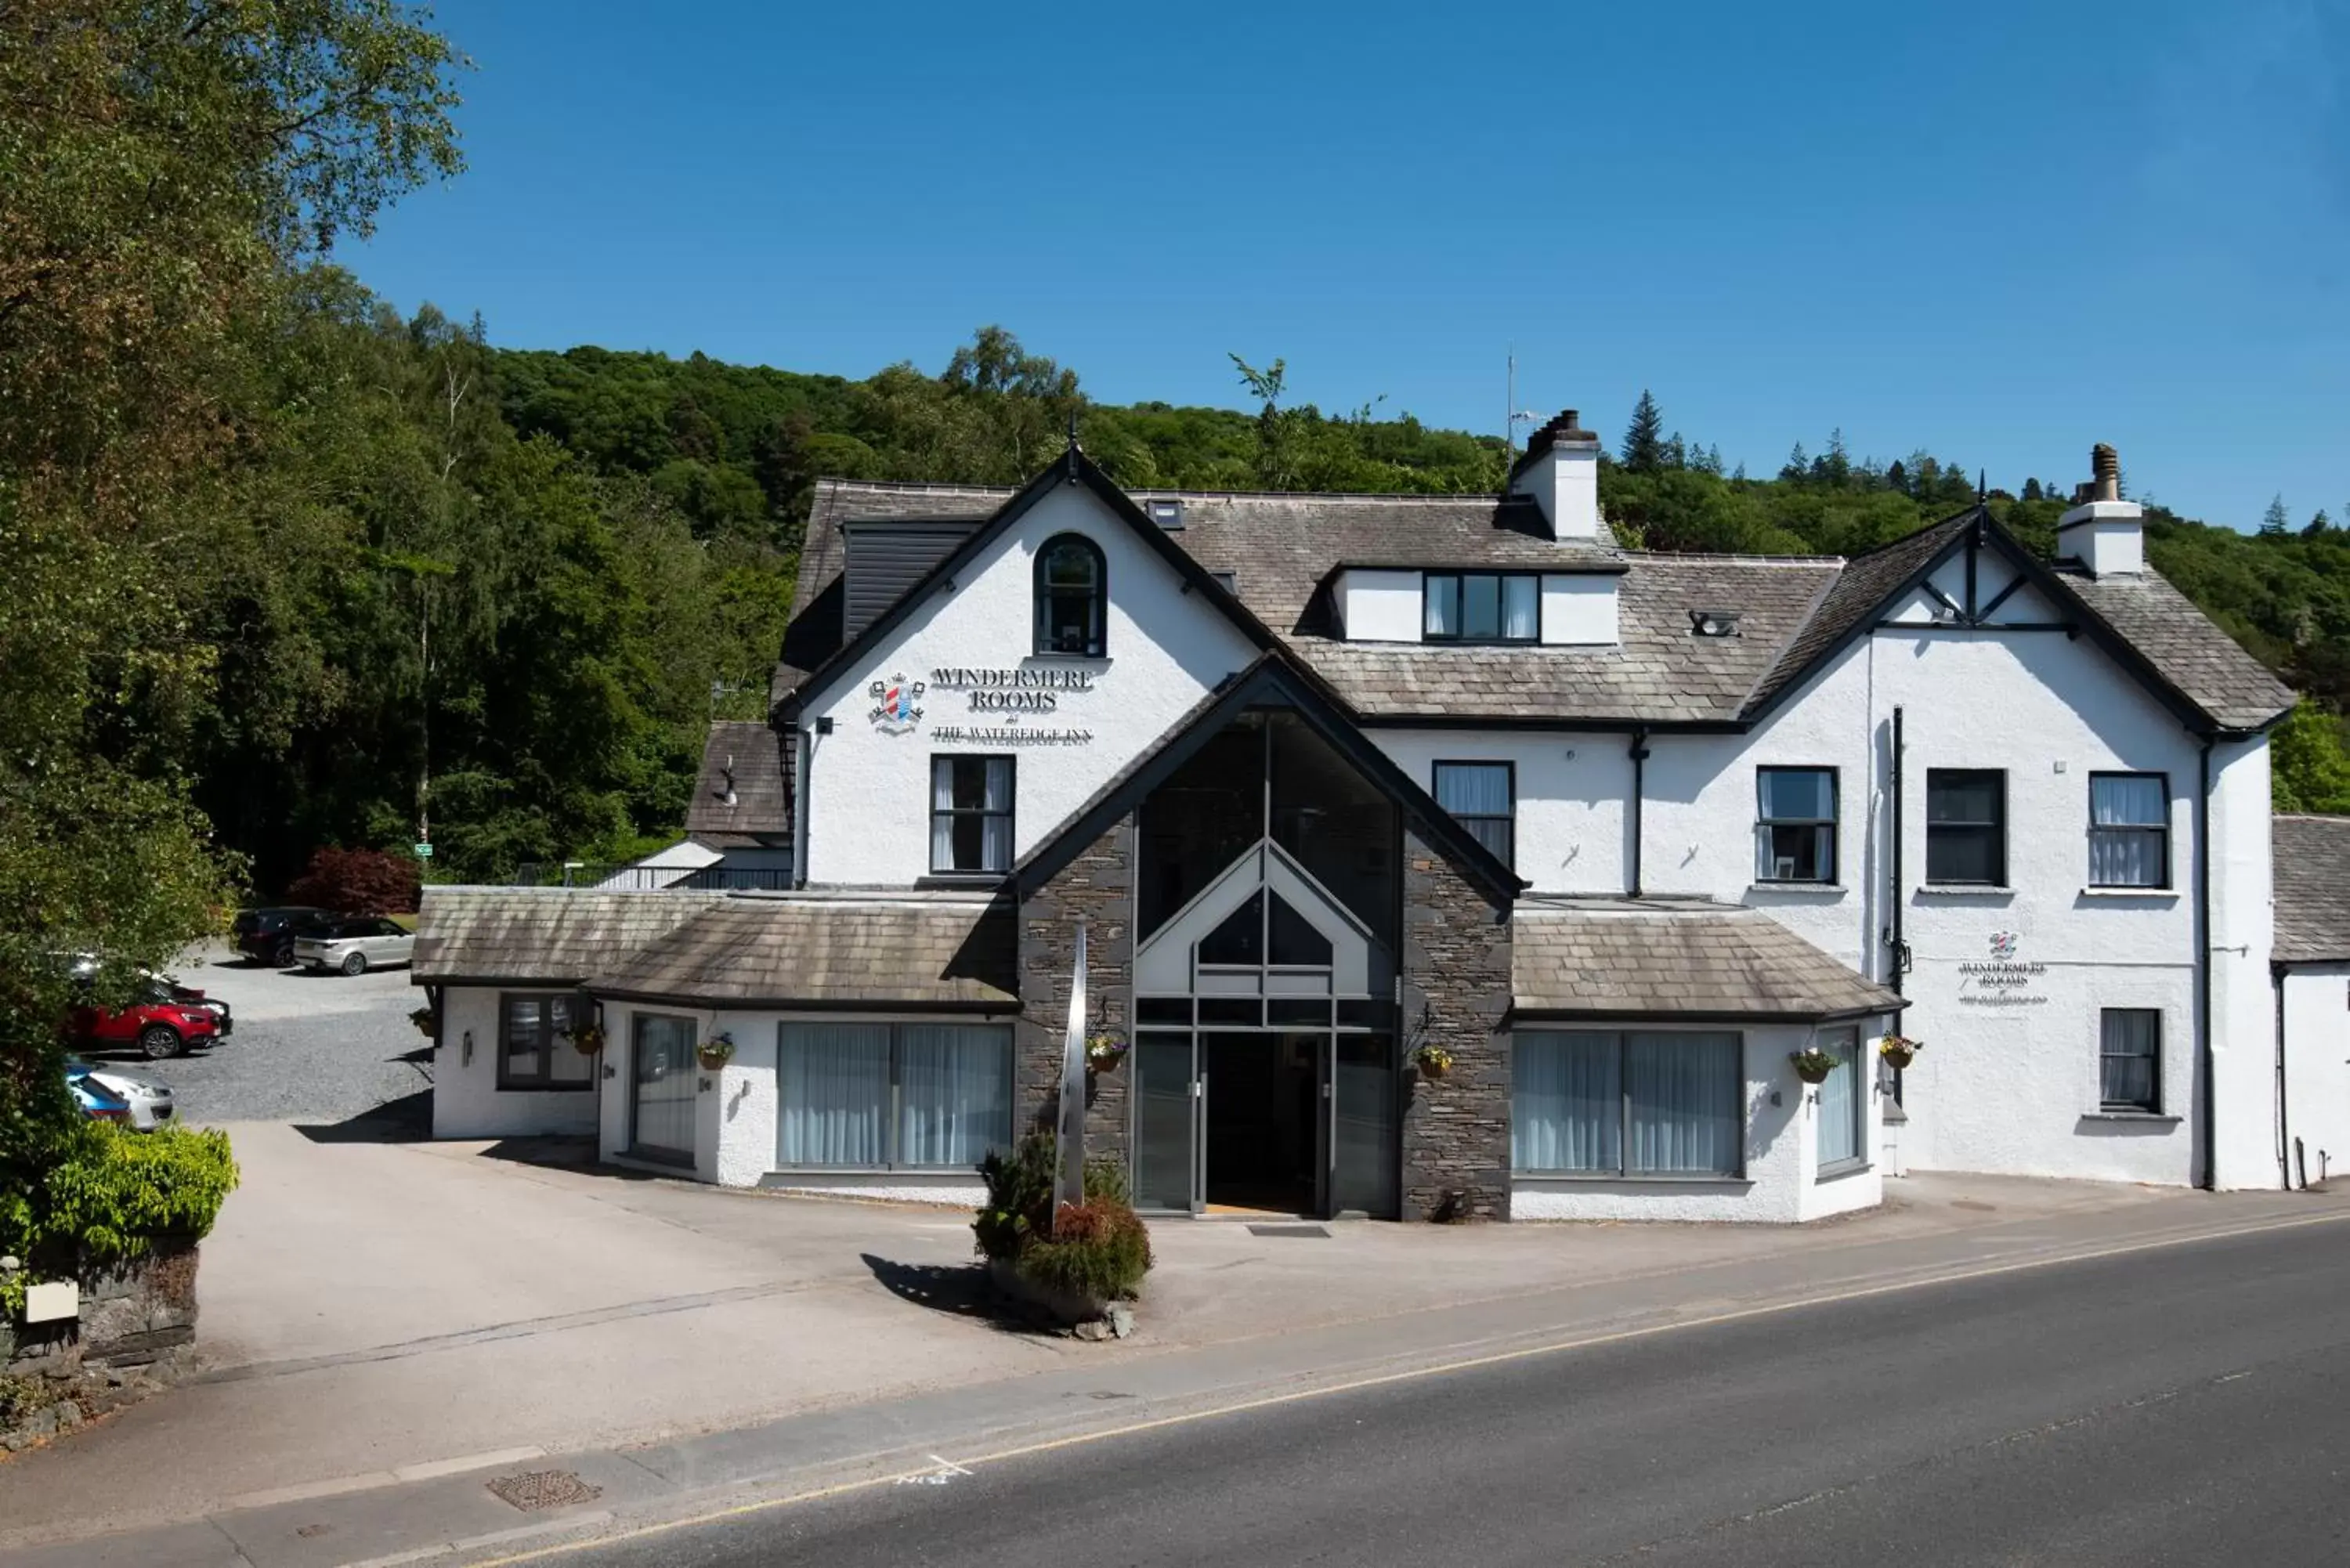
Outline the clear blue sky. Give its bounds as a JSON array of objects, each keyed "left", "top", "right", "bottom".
[{"left": 352, "top": 1, "right": 2348, "bottom": 528}]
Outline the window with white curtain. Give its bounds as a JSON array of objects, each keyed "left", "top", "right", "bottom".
[
  {"left": 2088, "top": 773, "right": 2168, "bottom": 888},
  {"left": 1423, "top": 573, "right": 1539, "bottom": 643},
  {"left": 2099, "top": 1009, "right": 2161, "bottom": 1113},
  {"left": 931, "top": 755, "right": 1013, "bottom": 875},
  {"left": 1433, "top": 761, "right": 1514, "bottom": 867},
  {"left": 1814, "top": 1027, "right": 1862, "bottom": 1171},
  {"left": 776, "top": 1021, "right": 1012, "bottom": 1169},
  {"left": 1513, "top": 1030, "right": 1743, "bottom": 1177}
]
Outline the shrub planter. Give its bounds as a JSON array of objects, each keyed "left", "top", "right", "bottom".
[
  {"left": 986, "top": 1257, "right": 1111, "bottom": 1327},
  {"left": 569, "top": 1024, "right": 605, "bottom": 1057},
  {"left": 1414, "top": 1045, "right": 1453, "bottom": 1080},
  {"left": 696, "top": 1033, "right": 734, "bottom": 1072},
  {"left": 1878, "top": 1034, "right": 1922, "bottom": 1071}
]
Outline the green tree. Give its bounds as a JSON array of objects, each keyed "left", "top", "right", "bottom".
[
  {"left": 0, "top": 0, "right": 464, "bottom": 1256},
  {"left": 2272, "top": 699, "right": 2350, "bottom": 813},
  {"left": 1621, "top": 390, "right": 1667, "bottom": 473},
  {"left": 2263, "top": 494, "right": 2291, "bottom": 537}
]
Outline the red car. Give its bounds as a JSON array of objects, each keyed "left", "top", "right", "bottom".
[{"left": 72, "top": 976, "right": 228, "bottom": 1060}]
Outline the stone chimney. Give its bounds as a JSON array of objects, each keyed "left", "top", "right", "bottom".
[
  {"left": 2055, "top": 442, "right": 2143, "bottom": 576},
  {"left": 1509, "top": 409, "right": 1605, "bottom": 541}
]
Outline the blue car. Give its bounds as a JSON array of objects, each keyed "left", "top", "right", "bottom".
[{"left": 67, "top": 1058, "right": 132, "bottom": 1125}]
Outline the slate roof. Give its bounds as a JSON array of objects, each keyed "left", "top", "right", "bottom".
[
  {"left": 1513, "top": 901, "right": 1907, "bottom": 1021},
  {"left": 596, "top": 894, "right": 1018, "bottom": 1006},
  {"left": 776, "top": 477, "right": 2294, "bottom": 737},
  {"left": 2058, "top": 567, "right": 2296, "bottom": 732},
  {"left": 685, "top": 720, "right": 791, "bottom": 849},
  {"left": 413, "top": 889, "right": 722, "bottom": 984},
  {"left": 2272, "top": 815, "right": 2350, "bottom": 965}
]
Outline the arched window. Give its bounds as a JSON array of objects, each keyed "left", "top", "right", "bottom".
[{"left": 1034, "top": 534, "right": 1107, "bottom": 657}]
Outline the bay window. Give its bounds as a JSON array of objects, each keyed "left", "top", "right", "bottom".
[{"left": 1513, "top": 1030, "right": 1743, "bottom": 1177}]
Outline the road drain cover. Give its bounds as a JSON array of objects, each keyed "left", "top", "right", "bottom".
[
  {"left": 487, "top": 1469, "right": 603, "bottom": 1512},
  {"left": 1247, "top": 1224, "right": 1330, "bottom": 1238}
]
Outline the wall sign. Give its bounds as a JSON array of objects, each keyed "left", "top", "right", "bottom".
[
  {"left": 1958, "top": 929, "right": 2048, "bottom": 1006},
  {"left": 865, "top": 665, "right": 1098, "bottom": 744}
]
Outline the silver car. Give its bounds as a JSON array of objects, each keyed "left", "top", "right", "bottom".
[
  {"left": 69, "top": 1057, "right": 176, "bottom": 1131},
  {"left": 294, "top": 916, "right": 416, "bottom": 976}
]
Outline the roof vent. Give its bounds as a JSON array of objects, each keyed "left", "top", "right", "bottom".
[
  {"left": 1690, "top": 609, "right": 1741, "bottom": 638},
  {"left": 1148, "top": 498, "right": 1184, "bottom": 529}
]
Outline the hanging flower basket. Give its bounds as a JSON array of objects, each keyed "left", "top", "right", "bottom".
[
  {"left": 696, "top": 1032, "right": 736, "bottom": 1071},
  {"left": 1084, "top": 1029, "right": 1128, "bottom": 1073},
  {"left": 1414, "top": 1044, "right": 1454, "bottom": 1079},
  {"left": 409, "top": 1006, "right": 439, "bottom": 1039},
  {"left": 1877, "top": 1034, "right": 1923, "bottom": 1071},
  {"left": 1790, "top": 1046, "right": 1838, "bottom": 1085},
  {"left": 568, "top": 1022, "right": 606, "bottom": 1056}
]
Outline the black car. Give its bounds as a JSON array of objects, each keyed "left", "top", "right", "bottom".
[{"left": 230, "top": 905, "right": 331, "bottom": 967}]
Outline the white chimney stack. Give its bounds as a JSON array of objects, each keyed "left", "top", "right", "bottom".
[
  {"left": 2056, "top": 442, "right": 2143, "bottom": 576},
  {"left": 1509, "top": 409, "right": 1605, "bottom": 541}
]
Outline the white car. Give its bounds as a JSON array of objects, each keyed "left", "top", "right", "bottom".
[
  {"left": 294, "top": 916, "right": 416, "bottom": 976},
  {"left": 68, "top": 1057, "right": 176, "bottom": 1132}
]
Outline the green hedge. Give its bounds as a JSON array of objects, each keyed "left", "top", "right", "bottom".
[{"left": 2, "top": 1124, "right": 238, "bottom": 1313}]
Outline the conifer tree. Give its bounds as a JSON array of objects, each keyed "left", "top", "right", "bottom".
[{"left": 1621, "top": 390, "right": 1667, "bottom": 473}]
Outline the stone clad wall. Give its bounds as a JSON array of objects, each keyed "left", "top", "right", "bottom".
[
  {"left": 2, "top": 1239, "right": 201, "bottom": 1451},
  {"left": 1016, "top": 814, "right": 1136, "bottom": 1163},
  {"left": 1399, "top": 826, "right": 1514, "bottom": 1220}
]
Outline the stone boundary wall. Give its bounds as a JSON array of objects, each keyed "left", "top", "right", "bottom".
[{"left": 1, "top": 1239, "right": 200, "bottom": 1452}]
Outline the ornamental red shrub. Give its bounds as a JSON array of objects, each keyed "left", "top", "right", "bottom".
[{"left": 284, "top": 847, "right": 421, "bottom": 915}]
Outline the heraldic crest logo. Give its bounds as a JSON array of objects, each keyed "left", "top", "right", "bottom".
[{"left": 869, "top": 674, "right": 926, "bottom": 732}]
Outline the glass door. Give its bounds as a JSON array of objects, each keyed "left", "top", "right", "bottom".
[
  {"left": 631, "top": 1013, "right": 698, "bottom": 1164},
  {"left": 1132, "top": 1030, "right": 1199, "bottom": 1212},
  {"left": 1328, "top": 1032, "right": 1397, "bottom": 1218}
]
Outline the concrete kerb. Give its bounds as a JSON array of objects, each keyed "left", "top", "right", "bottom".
[{"left": 12, "top": 1182, "right": 2347, "bottom": 1567}]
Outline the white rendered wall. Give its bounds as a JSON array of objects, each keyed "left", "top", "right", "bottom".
[
  {"left": 430, "top": 985, "right": 601, "bottom": 1140},
  {"left": 1372, "top": 731, "right": 1632, "bottom": 894},
  {"left": 2207, "top": 737, "right": 2276, "bottom": 1189},
  {"left": 1512, "top": 1022, "right": 1882, "bottom": 1223},
  {"left": 1336, "top": 569, "right": 1423, "bottom": 642},
  {"left": 1510, "top": 444, "right": 1603, "bottom": 539},
  {"left": 2281, "top": 965, "right": 2350, "bottom": 1188},
  {"left": 798, "top": 483, "right": 1259, "bottom": 887},
  {"left": 1540, "top": 574, "right": 1620, "bottom": 645}
]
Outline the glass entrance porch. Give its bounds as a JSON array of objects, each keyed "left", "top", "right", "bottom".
[{"left": 1125, "top": 709, "right": 1403, "bottom": 1219}]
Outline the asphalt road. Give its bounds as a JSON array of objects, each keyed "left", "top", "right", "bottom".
[
  {"left": 75, "top": 943, "right": 426, "bottom": 1127},
  {"left": 559, "top": 1219, "right": 2350, "bottom": 1568}
]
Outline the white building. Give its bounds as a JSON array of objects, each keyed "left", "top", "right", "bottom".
[{"left": 415, "top": 417, "right": 2326, "bottom": 1221}]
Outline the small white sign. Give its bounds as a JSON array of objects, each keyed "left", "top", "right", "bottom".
[
  {"left": 413, "top": 842, "right": 434, "bottom": 858},
  {"left": 24, "top": 1281, "right": 78, "bottom": 1324}
]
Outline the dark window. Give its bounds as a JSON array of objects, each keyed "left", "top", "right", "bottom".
[
  {"left": 2099, "top": 1009, "right": 2161, "bottom": 1112},
  {"left": 1434, "top": 761, "right": 1514, "bottom": 867},
  {"left": 1423, "top": 573, "right": 1539, "bottom": 643},
  {"left": 1925, "top": 769, "right": 2006, "bottom": 885},
  {"left": 2089, "top": 773, "right": 2168, "bottom": 888},
  {"left": 1756, "top": 768, "right": 1837, "bottom": 883},
  {"left": 930, "top": 755, "right": 1013, "bottom": 874},
  {"left": 1513, "top": 1031, "right": 1744, "bottom": 1177},
  {"left": 498, "top": 992, "right": 595, "bottom": 1091},
  {"left": 1034, "top": 534, "right": 1106, "bottom": 656}
]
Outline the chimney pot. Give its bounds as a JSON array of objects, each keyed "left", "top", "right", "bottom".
[{"left": 2091, "top": 443, "right": 2120, "bottom": 504}]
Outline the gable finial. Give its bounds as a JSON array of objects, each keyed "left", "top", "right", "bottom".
[
  {"left": 1065, "top": 410, "right": 1080, "bottom": 482},
  {"left": 1977, "top": 468, "right": 1987, "bottom": 502}
]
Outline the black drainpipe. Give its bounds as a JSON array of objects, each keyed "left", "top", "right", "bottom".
[
  {"left": 2196, "top": 736, "right": 2216, "bottom": 1190},
  {"left": 2273, "top": 961, "right": 2291, "bottom": 1189},
  {"left": 1628, "top": 728, "right": 1650, "bottom": 897}
]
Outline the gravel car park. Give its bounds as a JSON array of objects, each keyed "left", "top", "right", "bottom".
[{"left": 74, "top": 943, "right": 427, "bottom": 1125}]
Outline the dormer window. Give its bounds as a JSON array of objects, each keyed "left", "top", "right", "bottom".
[
  {"left": 1035, "top": 534, "right": 1107, "bottom": 657},
  {"left": 1425, "top": 573, "right": 1538, "bottom": 644}
]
